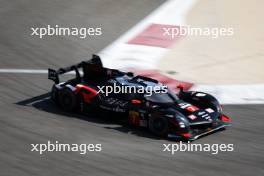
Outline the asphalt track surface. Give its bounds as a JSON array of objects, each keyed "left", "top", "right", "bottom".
[{"left": 0, "top": 1, "right": 263, "bottom": 176}]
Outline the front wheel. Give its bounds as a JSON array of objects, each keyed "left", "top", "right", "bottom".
[{"left": 149, "top": 113, "right": 169, "bottom": 137}]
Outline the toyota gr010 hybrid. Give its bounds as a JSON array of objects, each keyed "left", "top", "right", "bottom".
[{"left": 48, "top": 55, "right": 231, "bottom": 141}]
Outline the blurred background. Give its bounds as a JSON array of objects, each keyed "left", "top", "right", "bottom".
[{"left": 0, "top": 0, "right": 263, "bottom": 176}]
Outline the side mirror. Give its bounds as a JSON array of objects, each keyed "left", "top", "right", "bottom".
[{"left": 177, "top": 84, "right": 184, "bottom": 92}]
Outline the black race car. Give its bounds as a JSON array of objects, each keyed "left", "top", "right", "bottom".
[{"left": 48, "top": 55, "right": 231, "bottom": 141}]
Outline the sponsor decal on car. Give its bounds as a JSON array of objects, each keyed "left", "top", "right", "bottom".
[
  {"left": 206, "top": 108, "right": 214, "bottom": 113},
  {"left": 129, "top": 111, "right": 140, "bottom": 125},
  {"left": 179, "top": 103, "right": 199, "bottom": 112},
  {"left": 188, "top": 115, "right": 197, "bottom": 120}
]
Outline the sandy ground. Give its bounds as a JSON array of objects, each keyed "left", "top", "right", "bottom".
[{"left": 159, "top": 0, "right": 264, "bottom": 84}]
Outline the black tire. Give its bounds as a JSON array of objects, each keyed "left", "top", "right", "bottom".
[
  {"left": 149, "top": 113, "right": 169, "bottom": 137},
  {"left": 76, "top": 92, "right": 85, "bottom": 113},
  {"left": 58, "top": 87, "right": 77, "bottom": 111},
  {"left": 51, "top": 85, "right": 59, "bottom": 105}
]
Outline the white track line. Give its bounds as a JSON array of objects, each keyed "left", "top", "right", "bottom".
[
  {"left": 0, "top": 69, "right": 76, "bottom": 74},
  {"left": 0, "top": 69, "right": 48, "bottom": 74}
]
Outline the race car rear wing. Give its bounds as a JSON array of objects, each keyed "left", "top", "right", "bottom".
[{"left": 48, "top": 54, "right": 103, "bottom": 84}]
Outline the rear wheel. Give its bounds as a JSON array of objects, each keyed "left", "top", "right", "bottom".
[
  {"left": 58, "top": 87, "right": 77, "bottom": 111},
  {"left": 149, "top": 113, "right": 169, "bottom": 137},
  {"left": 51, "top": 85, "right": 59, "bottom": 105}
]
